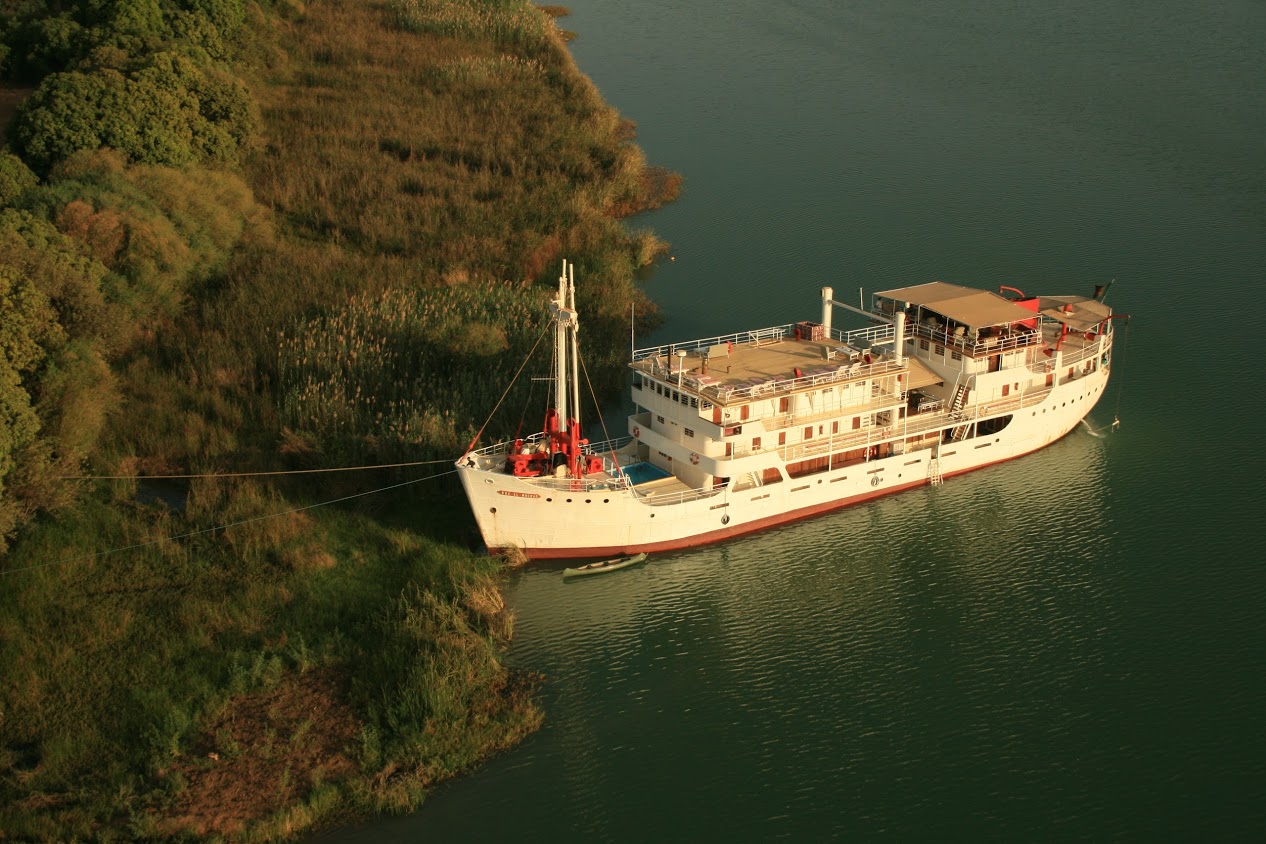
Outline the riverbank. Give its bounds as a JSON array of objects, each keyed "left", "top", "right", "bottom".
[{"left": 0, "top": 1, "right": 673, "bottom": 838}]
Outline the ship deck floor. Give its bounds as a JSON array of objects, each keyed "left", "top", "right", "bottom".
[{"left": 637, "top": 338, "right": 939, "bottom": 395}]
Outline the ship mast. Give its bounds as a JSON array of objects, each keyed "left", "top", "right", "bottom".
[
  {"left": 553, "top": 262, "right": 570, "bottom": 427},
  {"left": 568, "top": 262, "right": 581, "bottom": 434},
  {"left": 551, "top": 260, "right": 583, "bottom": 477}
]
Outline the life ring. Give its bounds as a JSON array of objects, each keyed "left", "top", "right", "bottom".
[
  {"left": 690, "top": 452, "right": 700, "bottom": 465},
  {"left": 632, "top": 425, "right": 641, "bottom": 438},
  {"left": 870, "top": 475, "right": 881, "bottom": 487},
  {"left": 721, "top": 514, "right": 730, "bottom": 525}
]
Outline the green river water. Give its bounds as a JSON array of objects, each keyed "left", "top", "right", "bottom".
[{"left": 324, "top": 1, "right": 1265, "bottom": 839}]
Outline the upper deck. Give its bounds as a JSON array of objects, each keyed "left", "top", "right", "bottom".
[{"left": 630, "top": 322, "right": 939, "bottom": 407}]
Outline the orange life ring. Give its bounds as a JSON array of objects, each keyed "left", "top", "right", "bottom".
[
  {"left": 632, "top": 425, "right": 641, "bottom": 438},
  {"left": 690, "top": 452, "right": 700, "bottom": 465}
]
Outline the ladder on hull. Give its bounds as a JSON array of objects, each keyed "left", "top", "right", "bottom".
[{"left": 928, "top": 455, "right": 944, "bottom": 486}]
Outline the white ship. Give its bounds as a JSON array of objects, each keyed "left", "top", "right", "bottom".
[{"left": 456, "top": 262, "right": 1124, "bottom": 559}]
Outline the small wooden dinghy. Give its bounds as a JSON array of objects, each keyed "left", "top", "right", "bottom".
[{"left": 562, "top": 552, "right": 648, "bottom": 578}]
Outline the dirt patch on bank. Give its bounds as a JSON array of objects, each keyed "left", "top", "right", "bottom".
[
  {"left": 0, "top": 86, "right": 33, "bottom": 146},
  {"left": 160, "top": 668, "right": 361, "bottom": 838}
]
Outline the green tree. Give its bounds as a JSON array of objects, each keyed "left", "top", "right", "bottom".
[
  {"left": 0, "top": 262, "right": 61, "bottom": 373},
  {"left": 0, "top": 151, "right": 39, "bottom": 208},
  {"left": 3, "top": 12, "right": 87, "bottom": 82}
]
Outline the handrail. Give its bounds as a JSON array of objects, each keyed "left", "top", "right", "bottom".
[
  {"left": 632, "top": 325, "right": 796, "bottom": 362},
  {"left": 909, "top": 321, "right": 1039, "bottom": 356},
  {"left": 632, "top": 320, "right": 899, "bottom": 363},
  {"left": 631, "top": 485, "right": 722, "bottom": 507}
]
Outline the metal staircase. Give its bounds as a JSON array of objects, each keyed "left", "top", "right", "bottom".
[{"left": 948, "top": 383, "right": 972, "bottom": 441}]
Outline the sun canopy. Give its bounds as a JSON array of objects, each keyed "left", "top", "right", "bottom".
[
  {"left": 875, "top": 282, "right": 1042, "bottom": 330},
  {"left": 903, "top": 356, "right": 942, "bottom": 389},
  {"left": 1038, "top": 296, "right": 1113, "bottom": 331}
]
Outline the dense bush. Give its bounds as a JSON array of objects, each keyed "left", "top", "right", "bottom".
[
  {"left": 1, "top": 0, "right": 255, "bottom": 174},
  {"left": 1, "top": 0, "right": 672, "bottom": 836}
]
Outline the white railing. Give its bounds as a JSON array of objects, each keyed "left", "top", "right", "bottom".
[
  {"left": 631, "top": 485, "right": 723, "bottom": 507},
  {"left": 632, "top": 325, "right": 796, "bottom": 362}
]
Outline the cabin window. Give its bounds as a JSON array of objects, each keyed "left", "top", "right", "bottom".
[
  {"left": 741, "top": 404, "right": 750, "bottom": 421},
  {"left": 832, "top": 421, "right": 839, "bottom": 434},
  {"left": 951, "top": 350, "right": 962, "bottom": 361},
  {"left": 920, "top": 339, "right": 929, "bottom": 350},
  {"left": 657, "top": 415, "right": 664, "bottom": 424},
  {"left": 852, "top": 417, "right": 861, "bottom": 430},
  {"left": 935, "top": 344, "right": 944, "bottom": 355},
  {"left": 752, "top": 436, "right": 762, "bottom": 450},
  {"left": 701, "top": 400, "right": 712, "bottom": 410},
  {"left": 779, "top": 397, "right": 790, "bottom": 413},
  {"left": 684, "top": 428, "right": 695, "bottom": 438},
  {"left": 804, "top": 426, "right": 813, "bottom": 440},
  {"left": 633, "top": 374, "right": 643, "bottom": 389},
  {"left": 690, "top": 397, "right": 699, "bottom": 408},
  {"left": 1002, "top": 384, "right": 1010, "bottom": 397},
  {"left": 778, "top": 432, "right": 787, "bottom": 446},
  {"left": 672, "top": 390, "right": 680, "bottom": 402},
  {"left": 656, "top": 384, "right": 664, "bottom": 395}
]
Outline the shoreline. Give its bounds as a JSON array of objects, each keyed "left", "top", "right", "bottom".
[{"left": 0, "top": 1, "right": 672, "bottom": 839}]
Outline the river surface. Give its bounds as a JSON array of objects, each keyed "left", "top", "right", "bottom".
[{"left": 326, "top": 0, "right": 1264, "bottom": 838}]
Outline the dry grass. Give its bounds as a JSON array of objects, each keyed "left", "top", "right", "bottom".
[
  {"left": 160, "top": 669, "right": 359, "bottom": 839},
  {"left": 1, "top": 0, "right": 672, "bottom": 837}
]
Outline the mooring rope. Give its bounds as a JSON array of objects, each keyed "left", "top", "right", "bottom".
[{"left": 2, "top": 470, "right": 458, "bottom": 578}]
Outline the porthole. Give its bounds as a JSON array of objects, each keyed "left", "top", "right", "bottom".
[
  {"left": 603, "top": 498, "right": 610, "bottom": 503},
  {"left": 585, "top": 499, "right": 592, "bottom": 503},
  {"left": 566, "top": 498, "right": 572, "bottom": 503},
  {"left": 490, "top": 507, "right": 497, "bottom": 514},
  {"left": 546, "top": 497, "right": 552, "bottom": 502}
]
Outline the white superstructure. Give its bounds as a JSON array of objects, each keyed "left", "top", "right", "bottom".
[{"left": 456, "top": 263, "right": 1124, "bottom": 559}]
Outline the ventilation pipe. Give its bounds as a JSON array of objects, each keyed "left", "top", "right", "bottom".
[
  {"left": 821, "top": 286, "right": 833, "bottom": 335},
  {"left": 894, "top": 308, "right": 906, "bottom": 366}
]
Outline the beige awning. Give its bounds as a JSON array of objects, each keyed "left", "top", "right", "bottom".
[
  {"left": 1038, "top": 296, "right": 1113, "bottom": 331},
  {"left": 903, "top": 356, "right": 942, "bottom": 389},
  {"left": 876, "top": 281, "right": 1040, "bottom": 329}
]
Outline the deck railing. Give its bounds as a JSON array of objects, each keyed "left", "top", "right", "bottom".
[
  {"left": 632, "top": 325, "right": 796, "bottom": 363},
  {"left": 630, "top": 484, "right": 723, "bottom": 507}
]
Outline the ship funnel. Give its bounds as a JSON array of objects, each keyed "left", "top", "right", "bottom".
[{"left": 821, "top": 286, "right": 833, "bottom": 335}]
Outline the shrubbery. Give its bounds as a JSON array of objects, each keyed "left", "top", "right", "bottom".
[{"left": 1, "top": 0, "right": 672, "bottom": 836}]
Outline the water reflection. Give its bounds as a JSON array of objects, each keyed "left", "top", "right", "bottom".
[{"left": 329, "top": 428, "right": 1114, "bottom": 841}]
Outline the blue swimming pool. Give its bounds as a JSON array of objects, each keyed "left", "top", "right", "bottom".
[{"left": 615, "top": 461, "right": 671, "bottom": 485}]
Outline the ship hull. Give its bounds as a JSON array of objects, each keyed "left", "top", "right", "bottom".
[{"left": 456, "top": 364, "right": 1110, "bottom": 559}]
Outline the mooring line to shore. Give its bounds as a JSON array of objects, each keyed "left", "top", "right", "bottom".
[
  {"left": 57, "top": 457, "right": 458, "bottom": 481},
  {"left": 1, "top": 470, "right": 459, "bottom": 578}
]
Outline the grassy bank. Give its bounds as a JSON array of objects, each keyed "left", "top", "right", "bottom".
[{"left": 1, "top": 0, "right": 675, "bottom": 838}]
